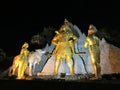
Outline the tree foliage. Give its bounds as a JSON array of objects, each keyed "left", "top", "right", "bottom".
[
  {"left": 30, "top": 27, "right": 56, "bottom": 49},
  {"left": 0, "top": 48, "right": 6, "bottom": 62},
  {"left": 97, "top": 28, "right": 120, "bottom": 48}
]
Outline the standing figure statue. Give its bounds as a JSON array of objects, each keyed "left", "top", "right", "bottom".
[
  {"left": 84, "top": 24, "right": 101, "bottom": 80},
  {"left": 17, "top": 42, "right": 30, "bottom": 79},
  {"left": 52, "top": 19, "right": 78, "bottom": 75}
]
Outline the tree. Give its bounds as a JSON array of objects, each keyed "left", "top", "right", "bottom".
[{"left": 30, "top": 27, "right": 56, "bottom": 49}]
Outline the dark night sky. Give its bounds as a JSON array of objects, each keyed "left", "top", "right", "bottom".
[{"left": 0, "top": 1, "right": 120, "bottom": 56}]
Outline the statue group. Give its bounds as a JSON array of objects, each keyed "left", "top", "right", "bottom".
[{"left": 9, "top": 19, "right": 101, "bottom": 80}]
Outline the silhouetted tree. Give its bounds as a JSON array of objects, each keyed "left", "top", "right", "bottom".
[
  {"left": 97, "top": 27, "right": 120, "bottom": 48},
  {"left": 0, "top": 48, "right": 6, "bottom": 62},
  {"left": 30, "top": 27, "right": 56, "bottom": 49}
]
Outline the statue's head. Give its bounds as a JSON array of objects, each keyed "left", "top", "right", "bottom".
[
  {"left": 88, "top": 24, "right": 97, "bottom": 35},
  {"left": 22, "top": 42, "right": 29, "bottom": 48},
  {"left": 64, "top": 18, "right": 69, "bottom": 24},
  {"left": 59, "top": 24, "right": 71, "bottom": 33}
]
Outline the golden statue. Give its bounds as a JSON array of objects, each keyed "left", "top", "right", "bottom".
[
  {"left": 52, "top": 19, "right": 78, "bottom": 75},
  {"left": 9, "top": 54, "right": 21, "bottom": 76},
  {"left": 84, "top": 24, "right": 101, "bottom": 79},
  {"left": 16, "top": 42, "right": 30, "bottom": 79}
]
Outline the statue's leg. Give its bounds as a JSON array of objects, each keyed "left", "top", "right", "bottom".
[
  {"left": 17, "top": 60, "right": 22, "bottom": 79},
  {"left": 33, "top": 62, "right": 36, "bottom": 75},
  {"left": 20, "top": 62, "right": 24, "bottom": 78},
  {"left": 21, "top": 60, "right": 27, "bottom": 79},
  {"left": 91, "top": 51, "right": 101, "bottom": 79},
  {"left": 90, "top": 54, "right": 99, "bottom": 79},
  {"left": 29, "top": 63, "right": 32, "bottom": 76},
  {"left": 97, "top": 63, "right": 101, "bottom": 79},
  {"left": 66, "top": 56, "right": 74, "bottom": 75},
  {"left": 96, "top": 56, "right": 101, "bottom": 79},
  {"left": 54, "top": 56, "right": 61, "bottom": 75},
  {"left": 9, "top": 58, "right": 17, "bottom": 76},
  {"left": 12, "top": 65, "right": 16, "bottom": 75},
  {"left": 8, "top": 66, "right": 12, "bottom": 76}
]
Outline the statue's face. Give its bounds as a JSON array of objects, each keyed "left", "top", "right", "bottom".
[
  {"left": 89, "top": 24, "right": 94, "bottom": 29},
  {"left": 22, "top": 43, "right": 29, "bottom": 48},
  {"left": 88, "top": 30, "right": 95, "bottom": 35},
  {"left": 60, "top": 25, "right": 71, "bottom": 33}
]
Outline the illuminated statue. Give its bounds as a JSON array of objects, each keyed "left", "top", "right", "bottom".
[
  {"left": 28, "top": 49, "right": 46, "bottom": 76},
  {"left": 9, "top": 42, "right": 30, "bottom": 79},
  {"left": 9, "top": 54, "right": 21, "bottom": 76},
  {"left": 52, "top": 19, "right": 78, "bottom": 75},
  {"left": 84, "top": 24, "right": 101, "bottom": 79},
  {"left": 17, "top": 42, "right": 30, "bottom": 79}
]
